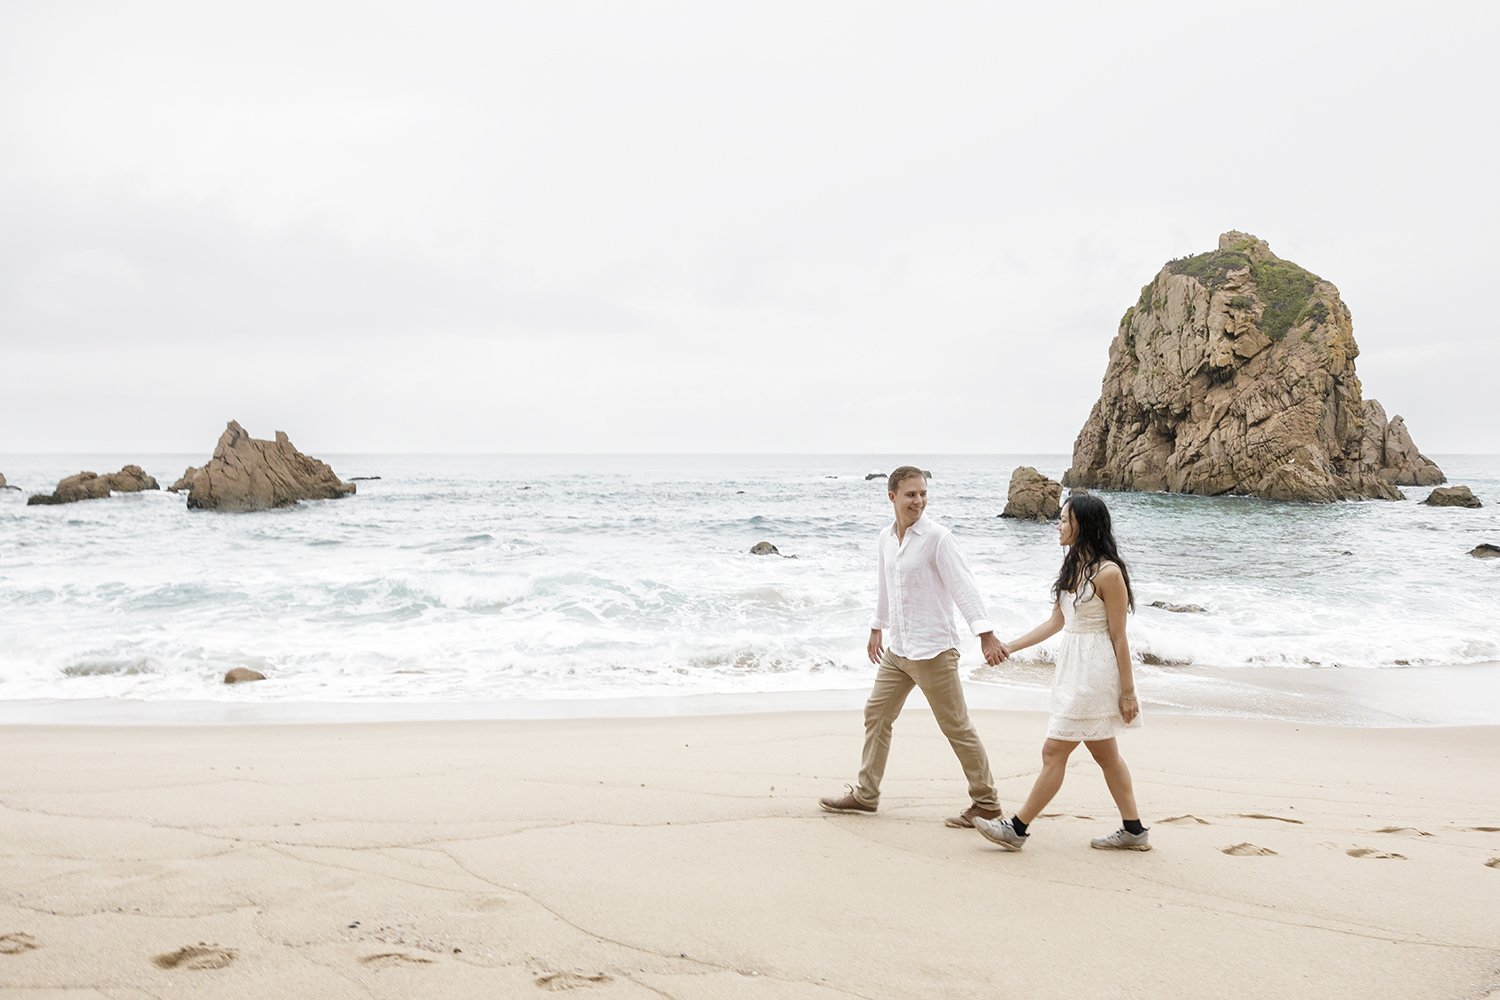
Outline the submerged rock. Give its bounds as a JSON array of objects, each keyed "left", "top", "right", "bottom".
[
  {"left": 1149, "top": 601, "right": 1208, "bottom": 614},
  {"left": 1469, "top": 544, "right": 1500, "bottom": 558},
  {"left": 1423, "top": 486, "right": 1481, "bottom": 508},
  {"left": 223, "top": 667, "right": 266, "bottom": 684},
  {"left": 1064, "top": 231, "right": 1439, "bottom": 503},
  {"left": 1000, "top": 466, "right": 1062, "bottom": 521},
  {"left": 750, "top": 541, "right": 780, "bottom": 556},
  {"left": 26, "top": 465, "right": 160, "bottom": 505},
  {"left": 182, "top": 421, "right": 355, "bottom": 512}
]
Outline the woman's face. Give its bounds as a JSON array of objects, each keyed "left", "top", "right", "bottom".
[{"left": 1057, "top": 503, "right": 1078, "bottom": 547}]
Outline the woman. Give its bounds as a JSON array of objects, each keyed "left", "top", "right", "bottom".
[{"left": 975, "top": 493, "right": 1148, "bottom": 851}]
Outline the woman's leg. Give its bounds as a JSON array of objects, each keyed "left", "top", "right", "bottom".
[
  {"left": 1015, "top": 738, "right": 1079, "bottom": 824},
  {"left": 1085, "top": 738, "right": 1140, "bottom": 821}
]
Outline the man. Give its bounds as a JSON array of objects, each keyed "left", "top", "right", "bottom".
[{"left": 819, "top": 465, "right": 1008, "bottom": 827}]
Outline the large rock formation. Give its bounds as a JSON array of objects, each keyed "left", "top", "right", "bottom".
[
  {"left": 1064, "top": 232, "right": 1441, "bottom": 502},
  {"left": 26, "top": 465, "right": 160, "bottom": 506},
  {"left": 182, "top": 421, "right": 355, "bottom": 512},
  {"left": 1000, "top": 466, "right": 1062, "bottom": 521}
]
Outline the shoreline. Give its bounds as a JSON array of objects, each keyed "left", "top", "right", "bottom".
[
  {"left": 1, "top": 710, "right": 1496, "bottom": 998},
  {"left": 4, "top": 660, "right": 1500, "bottom": 728}
]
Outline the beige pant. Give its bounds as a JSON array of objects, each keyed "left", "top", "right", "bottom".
[{"left": 854, "top": 647, "right": 998, "bottom": 809}]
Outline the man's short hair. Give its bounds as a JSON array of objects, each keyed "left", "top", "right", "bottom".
[{"left": 887, "top": 466, "right": 927, "bottom": 493}]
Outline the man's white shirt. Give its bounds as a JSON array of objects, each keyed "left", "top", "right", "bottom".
[{"left": 869, "top": 514, "right": 993, "bottom": 660}]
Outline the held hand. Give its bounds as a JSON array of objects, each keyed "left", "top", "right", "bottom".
[
  {"left": 867, "top": 630, "right": 884, "bottom": 665},
  {"left": 979, "top": 632, "right": 1007, "bottom": 666},
  {"left": 1119, "top": 690, "right": 1140, "bottom": 724}
]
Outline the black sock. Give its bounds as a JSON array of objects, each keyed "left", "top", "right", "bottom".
[
  {"left": 1010, "top": 815, "right": 1029, "bottom": 836},
  {"left": 1123, "top": 818, "right": 1145, "bottom": 835}
]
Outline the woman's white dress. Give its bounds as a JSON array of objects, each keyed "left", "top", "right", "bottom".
[{"left": 1047, "top": 576, "right": 1140, "bottom": 741}]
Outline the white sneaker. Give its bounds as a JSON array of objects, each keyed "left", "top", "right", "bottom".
[
  {"left": 1090, "top": 827, "right": 1151, "bottom": 851},
  {"left": 974, "top": 816, "right": 1027, "bottom": 851}
]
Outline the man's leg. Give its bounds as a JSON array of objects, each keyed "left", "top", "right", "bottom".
[
  {"left": 911, "top": 649, "right": 1001, "bottom": 812},
  {"left": 852, "top": 652, "right": 916, "bottom": 807}
]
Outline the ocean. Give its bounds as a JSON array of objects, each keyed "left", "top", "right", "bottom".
[{"left": 2, "top": 453, "right": 1498, "bottom": 726}]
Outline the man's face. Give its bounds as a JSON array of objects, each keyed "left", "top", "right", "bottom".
[{"left": 889, "top": 475, "right": 927, "bottom": 523}]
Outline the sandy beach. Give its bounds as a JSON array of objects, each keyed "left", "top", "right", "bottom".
[{"left": 1, "top": 709, "right": 1497, "bottom": 999}]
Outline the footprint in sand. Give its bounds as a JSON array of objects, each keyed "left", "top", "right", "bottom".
[
  {"left": 1483, "top": 858, "right": 1499, "bottom": 869},
  {"left": 1160, "top": 815, "right": 1210, "bottom": 825},
  {"left": 0, "top": 933, "right": 39, "bottom": 955},
  {"left": 1374, "top": 826, "right": 1433, "bottom": 837},
  {"left": 1469, "top": 826, "right": 1500, "bottom": 833},
  {"left": 535, "top": 971, "right": 612, "bottom": 991},
  {"left": 1347, "top": 847, "right": 1406, "bottom": 860},
  {"left": 361, "top": 952, "right": 435, "bottom": 967},
  {"left": 1221, "top": 843, "right": 1278, "bottom": 856},
  {"left": 1234, "top": 813, "right": 1304, "bottom": 825},
  {"left": 152, "top": 944, "right": 237, "bottom": 970}
]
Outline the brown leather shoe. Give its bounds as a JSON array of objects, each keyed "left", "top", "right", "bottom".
[
  {"left": 945, "top": 803, "right": 1001, "bottom": 828},
  {"left": 818, "top": 786, "right": 876, "bottom": 815}
]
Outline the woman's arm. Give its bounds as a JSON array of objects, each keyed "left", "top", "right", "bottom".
[
  {"left": 1006, "top": 602, "right": 1064, "bottom": 653},
  {"left": 1095, "top": 565, "right": 1139, "bottom": 723}
]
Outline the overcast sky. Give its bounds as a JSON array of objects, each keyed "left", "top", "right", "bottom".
[{"left": 3, "top": 1, "right": 1496, "bottom": 455}]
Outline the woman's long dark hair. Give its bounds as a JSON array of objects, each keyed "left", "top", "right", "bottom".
[{"left": 1053, "top": 493, "right": 1135, "bottom": 611}]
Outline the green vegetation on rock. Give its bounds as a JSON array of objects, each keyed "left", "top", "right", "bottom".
[
  {"left": 1166, "top": 249, "right": 1323, "bottom": 342},
  {"left": 1166, "top": 250, "right": 1251, "bottom": 289},
  {"left": 1251, "top": 258, "right": 1320, "bottom": 342}
]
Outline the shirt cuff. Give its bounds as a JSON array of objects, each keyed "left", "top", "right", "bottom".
[
  {"left": 868, "top": 617, "right": 888, "bottom": 630},
  {"left": 969, "top": 619, "right": 994, "bottom": 636}
]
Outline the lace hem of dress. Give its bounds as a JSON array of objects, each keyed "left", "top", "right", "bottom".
[{"left": 1046, "top": 716, "right": 1135, "bottom": 741}]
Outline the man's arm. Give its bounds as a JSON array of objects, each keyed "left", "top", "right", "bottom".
[{"left": 934, "top": 533, "right": 1006, "bottom": 665}]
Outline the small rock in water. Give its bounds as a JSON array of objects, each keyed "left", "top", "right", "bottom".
[
  {"left": 749, "top": 541, "right": 780, "bottom": 556},
  {"left": 224, "top": 668, "right": 267, "bottom": 684},
  {"left": 1000, "top": 466, "right": 1062, "bottom": 521},
  {"left": 864, "top": 472, "right": 885, "bottom": 481},
  {"left": 349, "top": 476, "right": 382, "bottom": 482},
  {"left": 26, "top": 466, "right": 160, "bottom": 505},
  {"left": 1149, "top": 601, "right": 1208, "bottom": 614},
  {"left": 1470, "top": 543, "right": 1500, "bottom": 559},
  {"left": 1423, "top": 486, "right": 1481, "bottom": 508}
]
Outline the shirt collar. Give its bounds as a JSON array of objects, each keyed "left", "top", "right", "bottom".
[{"left": 895, "top": 514, "right": 929, "bottom": 535}]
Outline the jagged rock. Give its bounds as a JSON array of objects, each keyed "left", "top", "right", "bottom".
[
  {"left": 1150, "top": 601, "right": 1207, "bottom": 614},
  {"left": 865, "top": 472, "right": 885, "bottom": 481},
  {"left": 223, "top": 667, "right": 266, "bottom": 684},
  {"left": 1063, "top": 231, "right": 1440, "bottom": 503},
  {"left": 0, "top": 473, "right": 18, "bottom": 492},
  {"left": 1000, "top": 466, "right": 1062, "bottom": 521},
  {"left": 1470, "top": 544, "right": 1500, "bottom": 558},
  {"left": 1361, "top": 400, "right": 1444, "bottom": 486},
  {"left": 26, "top": 465, "right": 160, "bottom": 505},
  {"left": 182, "top": 421, "right": 355, "bottom": 512},
  {"left": 750, "top": 541, "right": 780, "bottom": 556},
  {"left": 1423, "top": 486, "right": 1481, "bottom": 508},
  {"left": 168, "top": 467, "right": 198, "bottom": 493}
]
